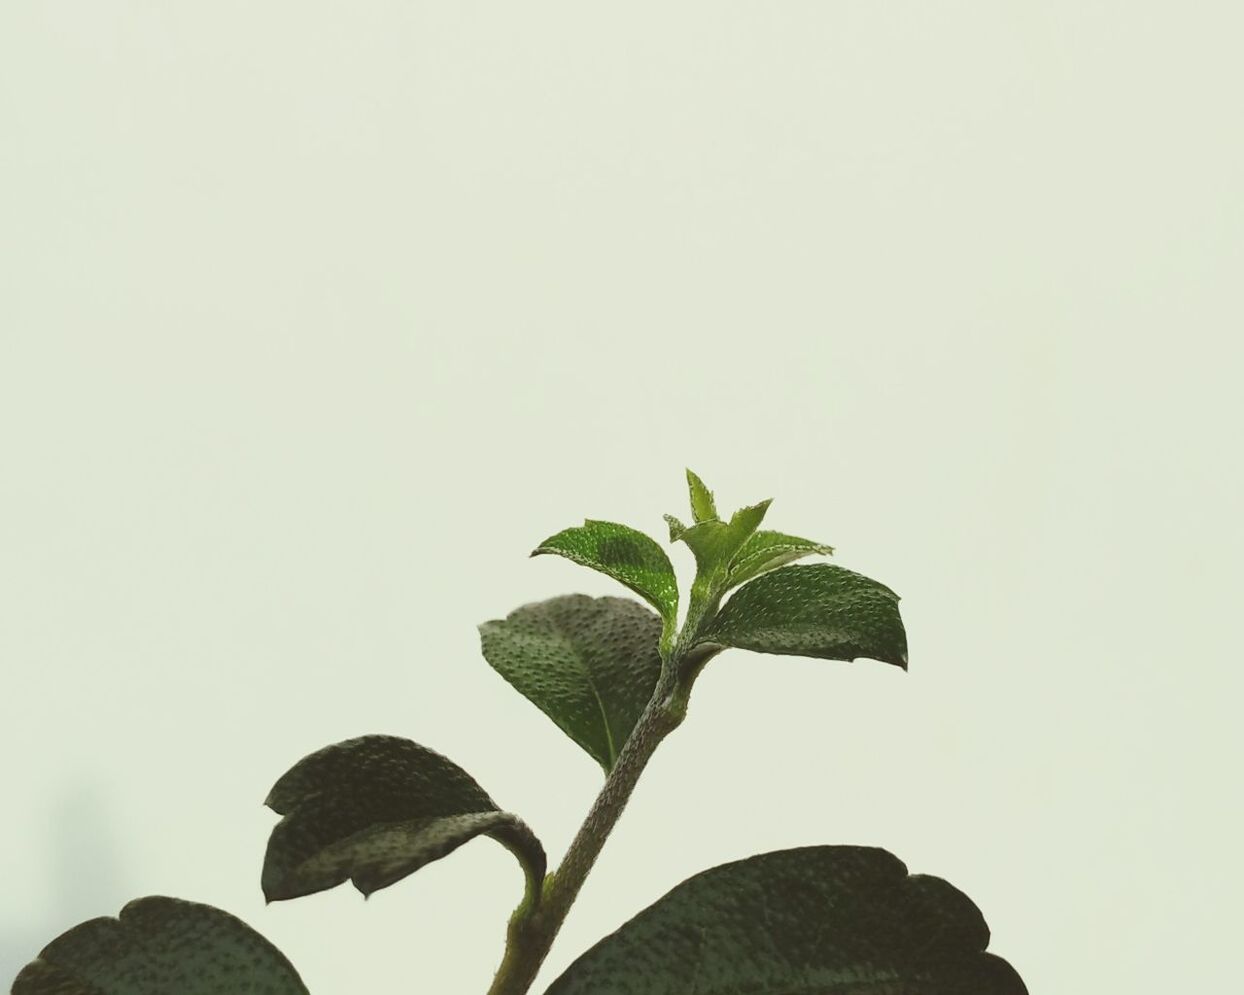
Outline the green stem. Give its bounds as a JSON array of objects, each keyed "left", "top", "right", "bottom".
[
  {"left": 493, "top": 818, "right": 548, "bottom": 916},
  {"left": 485, "top": 665, "right": 686, "bottom": 995},
  {"left": 485, "top": 566, "right": 734, "bottom": 995}
]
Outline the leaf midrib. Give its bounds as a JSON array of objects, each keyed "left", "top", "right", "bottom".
[{"left": 546, "top": 619, "right": 619, "bottom": 769}]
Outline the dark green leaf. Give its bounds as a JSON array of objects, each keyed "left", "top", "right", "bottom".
[
  {"left": 262, "top": 735, "right": 545, "bottom": 901},
  {"left": 479, "top": 595, "right": 662, "bottom": 772},
  {"left": 702, "top": 563, "right": 908, "bottom": 669},
  {"left": 545, "top": 846, "right": 1027, "bottom": 995},
  {"left": 532, "top": 520, "right": 678, "bottom": 627},
  {"left": 725, "top": 529, "right": 835, "bottom": 588},
  {"left": 685, "top": 468, "right": 717, "bottom": 523},
  {"left": 12, "top": 897, "right": 308, "bottom": 995}
]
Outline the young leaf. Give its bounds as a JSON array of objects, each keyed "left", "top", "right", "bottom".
[
  {"left": 479, "top": 595, "right": 662, "bottom": 773},
  {"left": 702, "top": 562, "right": 908, "bottom": 669},
  {"left": 12, "top": 896, "right": 308, "bottom": 995},
  {"left": 675, "top": 500, "right": 772, "bottom": 584},
  {"left": 666, "top": 499, "right": 771, "bottom": 640},
  {"left": 725, "top": 529, "right": 834, "bottom": 588},
  {"left": 544, "top": 846, "right": 1027, "bottom": 994},
  {"left": 685, "top": 468, "right": 717, "bottom": 522},
  {"left": 662, "top": 513, "right": 687, "bottom": 542},
  {"left": 262, "top": 735, "right": 545, "bottom": 902},
  {"left": 532, "top": 520, "right": 678, "bottom": 627}
]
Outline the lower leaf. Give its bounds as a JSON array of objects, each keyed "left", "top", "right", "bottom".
[
  {"left": 545, "top": 846, "right": 1027, "bottom": 995},
  {"left": 262, "top": 735, "right": 545, "bottom": 902},
  {"left": 12, "top": 896, "right": 308, "bottom": 995}
]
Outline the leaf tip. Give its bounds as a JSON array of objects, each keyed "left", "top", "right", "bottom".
[
  {"left": 685, "top": 469, "right": 718, "bottom": 521},
  {"left": 663, "top": 513, "right": 687, "bottom": 541}
]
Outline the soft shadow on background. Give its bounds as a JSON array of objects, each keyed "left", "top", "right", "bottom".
[
  {"left": 0, "top": 786, "right": 126, "bottom": 977},
  {"left": 2, "top": 3, "right": 1241, "bottom": 992}
]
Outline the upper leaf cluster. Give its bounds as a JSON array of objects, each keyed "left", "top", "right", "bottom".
[{"left": 510, "top": 469, "right": 905, "bottom": 772}]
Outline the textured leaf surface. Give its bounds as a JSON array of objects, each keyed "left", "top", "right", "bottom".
[
  {"left": 12, "top": 896, "right": 308, "bottom": 995},
  {"left": 532, "top": 520, "right": 678, "bottom": 625},
  {"left": 262, "top": 735, "right": 544, "bottom": 901},
  {"left": 726, "top": 529, "right": 834, "bottom": 588},
  {"left": 675, "top": 500, "right": 771, "bottom": 583},
  {"left": 703, "top": 563, "right": 908, "bottom": 668},
  {"left": 545, "top": 846, "right": 1027, "bottom": 995},
  {"left": 685, "top": 469, "right": 718, "bottom": 522},
  {"left": 479, "top": 595, "right": 663, "bottom": 772},
  {"left": 663, "top": 513, "right": 688, "bottom": 542}
]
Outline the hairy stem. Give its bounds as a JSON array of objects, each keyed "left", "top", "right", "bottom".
[{"left": 485, "top": 666, "right": 685, "bottom": 995}]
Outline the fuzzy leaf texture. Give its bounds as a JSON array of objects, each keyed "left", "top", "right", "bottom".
[
  {"left": 725, "top": 529, "right": 835, "bottom": 588},
  {"left": 672, "top": 500, "right": 772, "bottom": 587},
  {"left": 531, "top": 521, "right": 678, "bottom": 627},
  {"left": 12, "top": 897, "right": 308, "bottom": 995},
  {"left": 479, "top": 595, "right": 663, "bottom": 772},
  {"left": 703, "top": 563, "right": 908, "bottom": 669},
  {"left": 545, "top": 846, "right": 1027, "bottom": 995},
  {"left": 685, "top": 468, "right": 718, "bottom": 522},
  {"left": 261, "top": 735, "right": 544, "bottom": 901}
]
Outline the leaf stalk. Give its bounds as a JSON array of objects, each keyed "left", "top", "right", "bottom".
[{"left": 485, "top": 624, "right": 701, "bottom": 995}]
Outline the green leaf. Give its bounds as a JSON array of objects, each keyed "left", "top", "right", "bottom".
[
  {"left": 262, "top": 735, "right": 545, "bottom": 901},
  {"left": 685, "top": 468, "right": 717, "bottom": 522},
  {"left": 668, "top": 499, "right": 772, "bottom": 635},
  {"left": 532, "top": 520, "right": 678, "bottom": 627},
  {"left": 544, "top": 846, "right": 1027, "bottom": 995},
  {"left": 676, "top": 500, "right": 771, "bottom": 582},
  {"left": 479, "top": 595, "right": 663, "bottom": 772},
  {"left": 12, "top": 897, "right": 308, "bottom": 995},
  {"left": 662, "top": 513, "right": 688, "bottom": 542},
  {"left": 702, "top": 563, "right": 908, "bottom": 669},
  {"left": 725, "top": 529, "right": 835, "bottom": 588}
]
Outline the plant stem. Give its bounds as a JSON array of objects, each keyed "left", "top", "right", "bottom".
[{"left": 485, "top": 668, "right": 685, "bottom": 995}]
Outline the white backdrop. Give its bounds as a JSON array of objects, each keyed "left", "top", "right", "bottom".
[{"left": 2, "top": 3, "right": 1241, "bottom": 992}]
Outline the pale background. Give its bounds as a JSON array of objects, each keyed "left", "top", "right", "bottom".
[{"left": 2, "top": 3, "right": 1241, "bottom": 992}]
